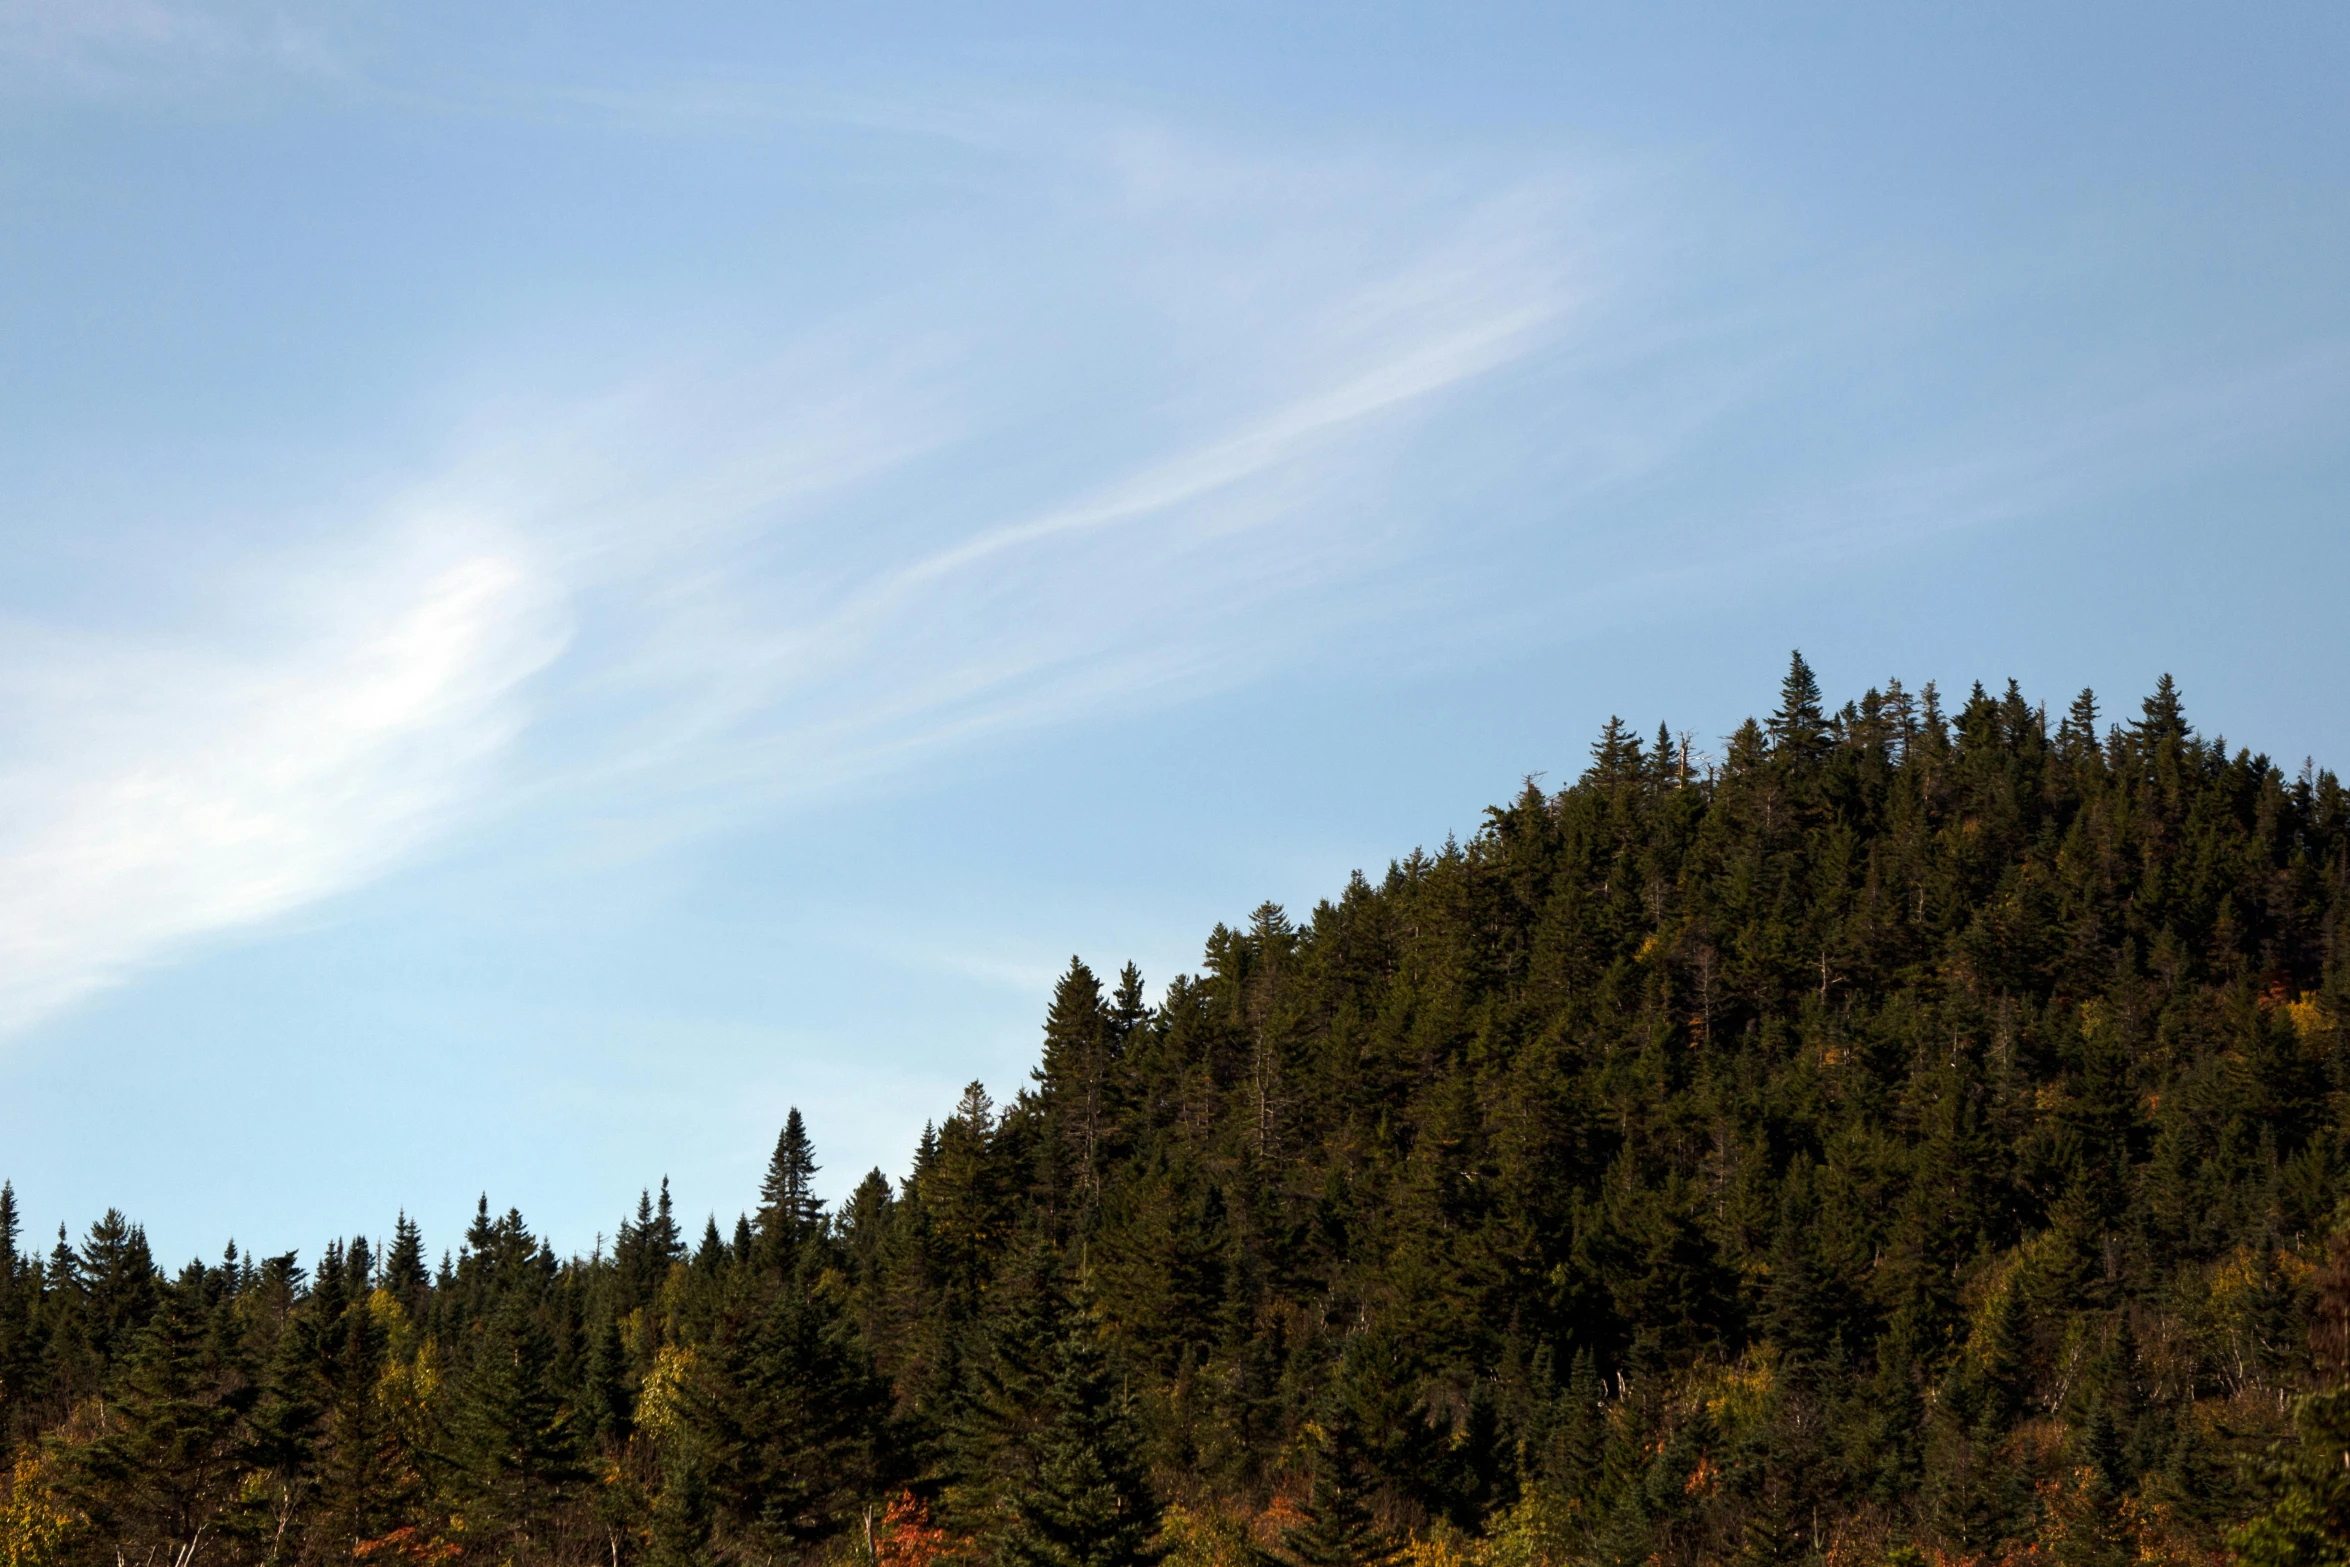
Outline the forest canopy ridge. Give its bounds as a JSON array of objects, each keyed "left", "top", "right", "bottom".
[{"left": 4, "top": 656, "right": 2349, "bottom": 1566}]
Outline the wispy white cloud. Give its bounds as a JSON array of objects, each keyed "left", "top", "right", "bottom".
[
  {"left": 0, "top": 0, "right": 334, "bottom": 89},
  {"left": 0, "top": 521, "right": 563, "bottom": 1033},
  {"left": 903, "top": 305, "right": 1558, "bottom": 585},
  {"left": 0, "top": 0, "right": 202, "bottom": 59},
  {"left": 0, "top": 110, "right": 1600, "bottom": 1035},
  {"left": 441, "top": 155, "right": 1600, "bottom": 835}
]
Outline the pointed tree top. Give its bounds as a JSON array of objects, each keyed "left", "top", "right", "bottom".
[
  {"left": 1584, "top": 715, "right": 1650, "bottom": 784},
  {"left": 757, "top": 1106, "right": 825, "bottom": 1246},
  {"left": 2134, "top": 672, "right": 2189, "bottom": 746},
  {"left": 1768, "top": 650, "right": 1827, "bottom": 757}
]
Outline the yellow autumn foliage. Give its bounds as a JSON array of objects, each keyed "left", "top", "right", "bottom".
[
  {"left": 2205, "top": 1242, "right": 2311, "bottom": 1392},
  {"left": 1475, "top": 1484, "right": 1583, "bottom": 1567},
  {"left": 368, "top": 1286, "right": 416, "bottom": 1356},
  {"left": 0, "top": 1454, "right": 81, "bottom": 1567},
  {"left": 2285, "top": 993, "right": 2332, "bottom": 1049},
  {"left": 1393, "top": 1524, "right": 1475, "bottom": 1567},
  {"left": 382, "top": 1350, "right": 441, "bottom": 1444},
  {"left": 636, "top": 1343, "right": 699, "bottom": 1444},
  {"left": 1687, "top": 1347, "right": 1775, "bottom": 1429},
  {"left": 1156, "top": 1502, "right": 1262, "bottom": 1567}
]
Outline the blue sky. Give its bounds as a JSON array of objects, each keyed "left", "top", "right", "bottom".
[{"left": 2, "top": 3, "right": 2345, "bottom": 1266}]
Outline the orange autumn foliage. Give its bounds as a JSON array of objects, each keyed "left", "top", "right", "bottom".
[{"left": 877, "top": 1489, "right": 954, "bottom": 1567}]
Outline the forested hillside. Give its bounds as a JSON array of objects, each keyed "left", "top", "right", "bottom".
[{"left": 5, "top": 658, "right": 2350, "bottom": 1567}]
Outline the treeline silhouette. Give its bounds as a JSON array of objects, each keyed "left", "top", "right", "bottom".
[{"left": 4, "top": 657, "right": 2349, "bottom": 1566}]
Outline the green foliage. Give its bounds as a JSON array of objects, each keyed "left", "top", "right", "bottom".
[
  {"left": 669, "top": 1256, "right": 888, "bottom": 1558},
  {"left": 51, "top": 1262, "right": 251, "bottom": 1560},
  {"left": 994, "top": 1284, "right": 1160, "bottom": 1567},
  {"left": 757, "top": 1109, "right": 826, "bottom": 1260},
  {"left": 5, "top": 660, "right": 2350, "bottom": 1565}
]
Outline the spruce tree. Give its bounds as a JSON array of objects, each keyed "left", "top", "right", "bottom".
[
  {"left": 1767, "top": 649, "right": 1827, "bottom": 759},
  {"left": 585, "top": 1309, "right": 633, "bottom": 1444},
  {"left": 78, "top": 1207, "right": 158, "bottom": 1377},
  {"left": 450, "top": 1296, "right": 587, "bottom": 1554},
  {"left": 2057, "top": 687, "right": 2102, "bottom": 762},
  {"left": 245, "top": 1295, "right": 327, "bottom": 1552},
  {"left": 0, "top": 1181, "right": 25, "bottom": 1441},
  {"left": 2133, "top": 672, "right": 2189, "bottom": 748},
  {"left": 314, "top": 1272, "right": 412, "bottom": 1554},
  {"left": 681, "top": 1254, "right": 890, "bottom": 1556},
  {"left": 695, "top": 1216, "right": 727, "bottom": 1275},
  {"left": 618, "top": 1181, "right": 689, "bottom": 1311},
  {"left": 57, "top": 1264, "right": 250, "bottom": 1559},
  {"left": 997, "top": 1300, "right": 1161, "bottom": 1567},
  {"left": 1280, "top": 1412, "right": 1386, "bottom": 1567},
  {"left": 927, "top": 1083, "right": 1009, "bottom": 1314},
  {"left": 1038, "top": 959, "right": 1114, "bottom": 1212},
  {"left": 1589, "top": 716, "right": 1638, "bottom": 782},
  {"left": 756, "top": 1108, "right": 824, "bottom": 1255},
  {"left": 385, "top": 1211, "right": 430, "bottom": 1316},
  {"left": 939, "top": 1250, "right": 1065, "bottom": 1540},
  {"left": 655, "top": 1178, "right": 685, "bottom": 1268},
  {"left": 1110, "top": 964, "right": 1149, "bottom": 1043}
]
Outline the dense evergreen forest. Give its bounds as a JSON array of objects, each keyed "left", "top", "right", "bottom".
[{"left": 6, "top": 658, "right": 2350, "bottom": 1567}]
